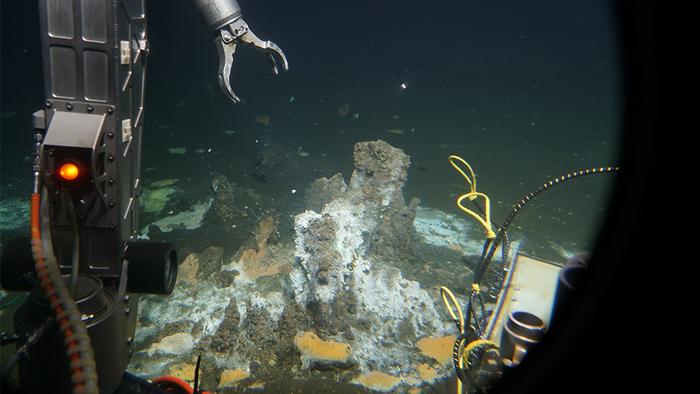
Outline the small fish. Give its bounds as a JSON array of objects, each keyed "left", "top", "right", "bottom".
[{"left": 385, "top": 129, "right": 404, "bottom": 135}]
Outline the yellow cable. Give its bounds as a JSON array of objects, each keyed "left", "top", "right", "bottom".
[
  {"left": 460, "top": 339, "right": 499, "bottom": 375},
  {"left": 448, "top": 155, "right": 478, "bottom": 196},
  {"left": 449, "top": 155, "right": 496, "bottom": 239},
  {"left": 457, "top": 337, "right": 466, "bottom": 394},
  {"left": 440, "top": 286, "right": 465, "bottom": 333},
  {"left": 440, "top": 156, "right": 499, "bottom": 392},
  {"left": 440, "top": 286, "right": 501, "bottom": 394},
  {"left": 440, "top": 286, "right": 464, "bottom": 394},
  {"left": 465, "top": 339, "right": 498, "bottom": 354}
]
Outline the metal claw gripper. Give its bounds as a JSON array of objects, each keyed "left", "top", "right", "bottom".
[{"left": 214, "top": 18, "right": 289, "bottom": 103}]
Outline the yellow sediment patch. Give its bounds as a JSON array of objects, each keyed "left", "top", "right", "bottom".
[
  {"left": 248, "top": 381, "right": 265, "bottom": 389},
  {"left": 147, "top": 333, "right": 194, "bottom": 355},
  {"left": 293, "top": 331, "right": 352, "bottom": 362},
  {"left": 416, "top": 363, "right": 438, "bottom": 382},
  {"left": 352, "top": 371, "right": 401, "bottom": 392},
  {"left": 416, "top": 335, "right": 455, "bottom": 365},
  {"left": 408, "top": 388, "right": 422, "bottom": 394},
  {"left": 168, "top": 363, "right": 195, "bottom": 383},
  {"left": 218, "top": 368, "right": 250, "bottom": 388}
]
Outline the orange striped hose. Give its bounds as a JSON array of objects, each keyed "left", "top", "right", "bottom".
[{"left": 30, "top": 192, "right": 96, "bottom": 393}]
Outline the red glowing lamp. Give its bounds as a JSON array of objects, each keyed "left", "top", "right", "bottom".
[{"left": 58, "top": 162, "right": 80, "bottom": 181}]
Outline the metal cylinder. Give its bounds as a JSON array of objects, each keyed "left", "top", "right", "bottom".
[
  {"left": 499, "top": 311, "right": 546, "bottom": 366},
  {"left": 125, "top": 241, "right": 177, "bottom": 295},
  {"left": 191, "top": 0, "right": 242, "bottom": 31},
  {"left": 14, "top": 275, "right": 136, "bottom": 394}
]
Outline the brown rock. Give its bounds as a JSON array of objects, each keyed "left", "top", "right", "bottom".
[
  {"left": 304, "top": 173, "right": 347, "bottom": 212},
  {"left": 197, "top": 246, "right": 224, "bottom": 279},
  {"left": 177, "top": 254, "right": 198, "bottom": 285}
]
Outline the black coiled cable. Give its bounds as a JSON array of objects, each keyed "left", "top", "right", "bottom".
[{"left": 474, "top": 166, "right": 620, "bottom": 285}]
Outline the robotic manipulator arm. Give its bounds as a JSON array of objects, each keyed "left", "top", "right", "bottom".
[{"left": 193, "top": 0, "right": 289, "bottom": 103}]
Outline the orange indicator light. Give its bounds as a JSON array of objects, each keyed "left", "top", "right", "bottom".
[{"left": 59, "top": 162, "right": 80, "bottom": 181}]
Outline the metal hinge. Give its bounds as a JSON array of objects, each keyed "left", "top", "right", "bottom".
[
  {"left": 120, "top": 41, "right": 131, "bottom": 64},
  {"left": 121, "top": 118, "right": 132, "bottom": 142}
]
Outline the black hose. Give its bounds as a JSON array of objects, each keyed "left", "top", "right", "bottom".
[
  {"left": 474, "top": 167, "right": 619, "bottom": 284},
  {"left": 193, "top": 355, "right": 202, "bottom": 394},
  {"left": 468, "top": 199, "right": 509, "bottom": 291},
  {"left": 64, "top": 191, "right": 80, "bottom": 297}
]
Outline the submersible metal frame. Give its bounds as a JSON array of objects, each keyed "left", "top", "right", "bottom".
[{"left": 0, "top": 1, "right": 287, "bottom": 393}]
